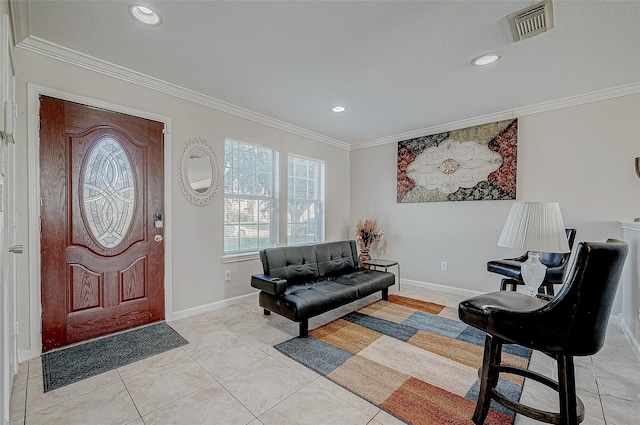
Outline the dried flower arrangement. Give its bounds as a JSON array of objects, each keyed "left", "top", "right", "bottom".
[{"left": 355, "top": 217, "right": 384, "bottom": 252}]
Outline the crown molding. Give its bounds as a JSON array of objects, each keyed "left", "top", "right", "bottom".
[
  {"left": 352, "top": 110, "right": 517, "bottom": 151},
  {"left": 352, "top": 81, "right": 640, "bottom": 150},
  {"left": 16, "top": 36, "right": 351, "bottom": 151},
  {"left": 8, "top": 0, "right": 30, "bottom": 45},
  {"left": 15, "top": 35, "right": 640, "bottom": 153}
]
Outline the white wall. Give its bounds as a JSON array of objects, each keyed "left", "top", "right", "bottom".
[
  {"left": 13, "top": 48, "right": 351, "bottom": 356},
  {"left": 0, "top": 1, "right": 17, "bottom": 422},
  {"left": 10, "top": 42, "right": 640, "bottom": 359},
  {"left": 350, "top": 93, "right": 640, "bottom": 314},
  {"left": 620, "top": 221, "right": 640, "bottom": 358}
]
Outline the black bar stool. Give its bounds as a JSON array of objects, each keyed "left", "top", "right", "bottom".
[{"left": 460, "top": 239, "right": 628, "bottom": 425}]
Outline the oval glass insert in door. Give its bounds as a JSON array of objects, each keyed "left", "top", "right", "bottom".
[{"left": 82, "top": 136, "right": 136, "bottom": 248}]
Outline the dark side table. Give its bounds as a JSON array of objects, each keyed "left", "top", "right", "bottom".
[{"left": 363, "top": 259, "right": 401, "bottom": 291}]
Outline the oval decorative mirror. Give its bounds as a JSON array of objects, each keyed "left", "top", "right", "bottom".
[{"left": 178, "top": 138, "right": 220, "bottom": 205}]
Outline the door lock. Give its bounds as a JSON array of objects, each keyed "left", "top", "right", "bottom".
[{"left": 154, "top": 213, "right": 163, "bottom": 228}]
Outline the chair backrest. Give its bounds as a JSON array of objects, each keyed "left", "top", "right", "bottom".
[
  {"left": 543, "top": 239, "right": 628, "bottom": 355},
  {"left": 540, "top": 228, "right": 577, "bottom": 267}
]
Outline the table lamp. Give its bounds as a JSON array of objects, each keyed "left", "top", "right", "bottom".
[{"left": 498, "top": 202, "right": 570, "bottom": 296}]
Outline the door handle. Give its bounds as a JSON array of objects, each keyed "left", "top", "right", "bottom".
[{"left": 9, "top": 245, "right": 23, "bottom": 254}]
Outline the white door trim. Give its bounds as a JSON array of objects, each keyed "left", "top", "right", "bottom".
[
  {"left": 1, "top": 11, "right": 17, "bottom": 424},
  {"left": 24, "top": 83, "right": 173, "bottom": 360}
]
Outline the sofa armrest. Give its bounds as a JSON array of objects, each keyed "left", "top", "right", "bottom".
[{"left": 251, "top": 274, "right": 288, "bottom": 296}]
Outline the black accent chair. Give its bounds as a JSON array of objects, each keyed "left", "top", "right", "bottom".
[
  {"left": 459, "top": 239, "right": 628, "bottom": 425},
  {"left": 487, "top": 228, "right": 577, "bottom": 296}
]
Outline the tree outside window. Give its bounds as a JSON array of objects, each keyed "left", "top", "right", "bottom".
[
  {"left": 224, "top": 139, "right": 278, "bottom": 253},
  {"left": 287, "top": 155, "right": 324, "bottom": 245}
]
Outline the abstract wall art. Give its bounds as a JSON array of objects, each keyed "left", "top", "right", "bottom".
[{"left": 397, "top": 119, "right": 517, "bottom": 203}]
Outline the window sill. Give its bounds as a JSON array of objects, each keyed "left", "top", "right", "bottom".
[{"left": 222, "top": 251, "right": 260, "bottom": 263}]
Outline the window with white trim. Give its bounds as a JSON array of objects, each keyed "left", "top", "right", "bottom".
[
  {"left": 287, "top": 155, "right": 324, "bottom": 245},
  {"left": 224, "top": 138, "right": 278, "bottom": 253}
]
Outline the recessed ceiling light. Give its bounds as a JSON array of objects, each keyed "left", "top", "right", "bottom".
[
  {"left": 129, "top": 4, "right": 162, "bottom": 25},
  {"left": 472, "top": 53, "right": 501, "bottom": 66},
  {"left": 332, "top": 106, "right": 346, "bottom": 113}
]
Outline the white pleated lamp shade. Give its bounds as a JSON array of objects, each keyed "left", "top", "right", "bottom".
[{"left": 498, "top": 202, "right": 570, "bottom": 253}]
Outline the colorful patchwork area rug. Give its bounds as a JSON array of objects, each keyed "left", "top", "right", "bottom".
[{"left": 274, "top": 295, "right": 532, "bottom": 425}]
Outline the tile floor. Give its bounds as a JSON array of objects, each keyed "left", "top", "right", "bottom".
[{"left": 9, "top": 284, "right": 640, "bottom": 425}]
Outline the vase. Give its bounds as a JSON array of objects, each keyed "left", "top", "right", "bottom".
[{"left": 359, "top": 250, "right": 371, "bottom": 268}]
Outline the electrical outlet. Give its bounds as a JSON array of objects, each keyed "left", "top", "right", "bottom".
[
  {"left": 441, "top": 262, "right": 448, "bottom": 271},
  {"left": 224, "top": 270, "right": 231, "bottom": 282}
]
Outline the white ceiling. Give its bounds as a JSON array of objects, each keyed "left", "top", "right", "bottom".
[{"left": 11, "top": 1, "right": 640, "bottom": 147}]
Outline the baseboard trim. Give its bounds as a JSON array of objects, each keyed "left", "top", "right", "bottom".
[
  {"left": 18, "top": 348, "right": 39, "bottom": 363},
  {"left": 171, "top": 292, "right": 259, "bottom": 322},
  {"left": 170, "top": 280, "right": 479, "bottom": 324},
  {"left": 19, "top": 286, "right": 632, "bottom": 364},
  {"left": 19, "top": 292, "right": 259, "bottom": 362},
  {"left": 400, "top": 278, "right": 483, "bottom": 299},
  {"left": 170, "top": 281, "right": 479, "bottom": 325},
  {"left": 617, "top": 313, "right": 640, "bottom": 363}
]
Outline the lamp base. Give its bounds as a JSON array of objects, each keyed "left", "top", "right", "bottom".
[{"left": 521, "top": 251, "right": 547, "bottom": 296}]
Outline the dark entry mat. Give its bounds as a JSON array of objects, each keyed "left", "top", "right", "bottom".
[{"left": 42, "top": 322, "right": 188, "bottom": 392}]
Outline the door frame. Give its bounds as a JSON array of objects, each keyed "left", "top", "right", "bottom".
[{"left": 25, "top": 83, "right": 173, "bottom": 360}]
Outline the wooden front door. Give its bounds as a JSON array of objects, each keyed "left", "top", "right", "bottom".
[{"left": 39, "top": 96, "right": 165, "bottom": 352}]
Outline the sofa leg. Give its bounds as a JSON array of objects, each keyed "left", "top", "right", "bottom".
[
  {"left": 299, "top": 319, "right": 309, "bottom": 338},
  {"left": 382, "top": 288, "right": 388, "bottom": 301},
  {"left": 263, "top": 309, "right": 271, "bottom": 315}
]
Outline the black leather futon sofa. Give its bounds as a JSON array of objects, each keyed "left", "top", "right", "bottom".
[{"left": 251, "top": 240, "right": 396, "bottom": 337}]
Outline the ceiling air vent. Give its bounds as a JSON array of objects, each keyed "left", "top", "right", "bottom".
[{"left": 508, "top": 0, "right": 554, "bottom": 42}]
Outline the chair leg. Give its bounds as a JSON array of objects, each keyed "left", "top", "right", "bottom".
[
  {"left": 500, "top": 278, "right": 520, "bottom": 292},
  {"left": 473, "top": 334, "right": 502, "bottom": 425},
  {"left": 558, "top": 355, "right": 579, "bottom": 425},
  {"left": 545, "top": 283, "right": 555, "bottom": 296}
]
